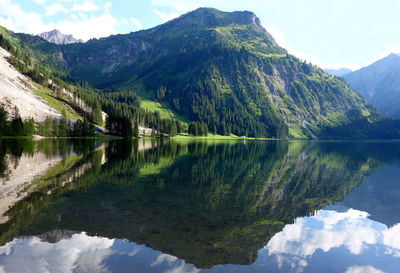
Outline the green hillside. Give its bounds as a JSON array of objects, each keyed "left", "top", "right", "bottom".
[
  {"left": 0, "top": 28, "right": 184, "bottom": 137},
  {"left": 6, "top": 8, "right": 400, "bottom": 138}
]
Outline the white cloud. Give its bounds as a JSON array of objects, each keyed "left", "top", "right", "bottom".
[
  {"left": 266, "top": 209, "right": 400, "bottom": 271},
  {"left": 78, "top": 12, "right": 88, "bottom": 20},
  {"left": 0, "top": 232, "right": 201, "bottom": 273},
  {"left": 151, "top": 1, "right": 195, "bottom": 23},
  {"left": 0, "top": 233, "right": 114, "bottom": 273},
  {"left": 33, "top": 0, "right": 46, "bottom": 5},
  {"left": 45, "top": 2, "right": 68, "bottom": 16},
  {"left": 71, "top": 1, "right": 99, "bottom": 12},
  {"left": 120, "top": 17, "right": 143, "bottom": 32},
  {"left": 345, "top": 265, "right": 386, "bottom": 273},
  {"left": 55, "top": 0, "right": 84, "bottom": 2},
  {"left": 151, "top": 253, "right": 177, "bottom": 267},
  {"left": 54, "top": 13, "right": 119, "bottom": 40},
  {"left": 165, "top": 263, "right": 200, "bottom": 273},
  {"left": 152, "top": 0, "right": 197, "bottom": 11},
  {"left": 104, "top": 1, "right": 112, "bottom": 13},
  {"left": 153, "top": 9, "right": 181, "bottom": 23},
  {"left": 129, "top": 17, "right": 142, "bottom": 29},
  {"left": 0, "top": 0, "right": 120, "bottom": 41},
  {"left": 172, "top": 5, "right": 193, "bottom": 13},
  {"left": 0, "top": 0, "right": 47, "bottom": 34}
]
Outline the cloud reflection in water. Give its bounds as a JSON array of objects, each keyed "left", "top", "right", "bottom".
[{"left": 1, "top": 209, "right": 400, "bottom": 273}]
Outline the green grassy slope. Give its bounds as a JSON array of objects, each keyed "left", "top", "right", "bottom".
[{"left": 6, "top": 8, "right": 400, "bottom": 139}]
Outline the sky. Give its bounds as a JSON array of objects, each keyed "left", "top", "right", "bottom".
[{"left": 0, "top": 0, "right": 400, "bottom": 70}]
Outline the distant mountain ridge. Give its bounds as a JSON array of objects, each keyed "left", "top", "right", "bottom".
[
  {"left": 325, "top": 68, "right": 352, "bottom": 77},
  {"left": 343, "top": 53, "right": 400, "bottom": 118},
  {"left": 38, "top": 29, "right": 82, "bottom": 45}
]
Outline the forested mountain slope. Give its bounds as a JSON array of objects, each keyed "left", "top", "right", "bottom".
[
  {"left": 0, "top": 28, "right": 184, "bottom": 137},
  {"left": 5, "top": 8, "right": 400, "bottom": 138}
]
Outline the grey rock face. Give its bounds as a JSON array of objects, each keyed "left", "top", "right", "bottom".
[{"left": 38, "top": 29, "right": 83, "bottom": 45}]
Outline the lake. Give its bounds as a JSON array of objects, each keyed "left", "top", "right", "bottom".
[{"left": 0, "top": 139, "right": 399, "bottom": 273}]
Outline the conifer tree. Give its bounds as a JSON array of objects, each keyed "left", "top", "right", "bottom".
[
  {"left": 23, "top": 118, "right": 35, "bottom": 136},
  {"left": 133, "top": 121, "right": 139, "bottom": 138},
  {"left": 0, "top": 107, "right": 8, "bottom": 136}
]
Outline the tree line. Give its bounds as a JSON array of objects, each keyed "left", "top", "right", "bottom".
[
  {"left": 0, "top": 107, "right": 26, "bottom": 136},
  {"left": 1, "top": 33, "right": 187, "bottom": 138},
  {"left": 0, "top": 105, "right": 95, "bottom": 137},
  {"left": 188, "top": 122, "right": 208, "bottom": 136}
]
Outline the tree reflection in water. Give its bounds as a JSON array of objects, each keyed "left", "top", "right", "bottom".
[{"left": 0, "top": 139, "right": 399, "bottom": 272}]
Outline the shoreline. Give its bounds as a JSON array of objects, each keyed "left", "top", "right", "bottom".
[{"left": 2, "top": 135, "right": 400, "bottom": 142}]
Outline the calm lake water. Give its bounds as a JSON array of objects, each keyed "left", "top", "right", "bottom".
[{"left": 0, "top": 139, "right": 399, "bottom": 273}]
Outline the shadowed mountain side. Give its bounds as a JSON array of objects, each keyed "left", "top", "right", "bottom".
[{"left": 344, "top": 53, "right": 400, "bottom": 118}]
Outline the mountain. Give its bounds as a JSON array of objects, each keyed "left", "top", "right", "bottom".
[
  {"left": 0, "top": 25, "right": 105, "bottom": 127},
  {"left": 343, "top": 53, "right": 400, "bottom": 118},
  {"left": 324, "top": 67, "right": 352, "bottom": 77},
  {"left": 38, "top": 29, "right": 82, "bottom": 45},
  {"left": 0, "top": 46, "right": 61, "bottom": 122},
  {"left": 1, "top": 25, "right": 181, "bottom": 138},
  {"left": 4, "top": 8, "right": 400, "bottom": 138}
]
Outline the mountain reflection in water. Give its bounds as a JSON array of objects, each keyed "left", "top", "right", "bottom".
[{"left": 0, "top": 139, "right": 399, "bottom": 273}]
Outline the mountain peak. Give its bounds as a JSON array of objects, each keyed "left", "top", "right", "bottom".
[
  {"left": 38, "top": 29, "right": 82, "bottom": 45},
  {"left": 146, "top": 8, "right": 277, "bottom": 47},
  {"left": 48, "top": 29, "right": 62, "bottom": 34},
  {"left": 179, "top": 7, "right": 262, "bottom": 28},
  {"left": 148, "top": 7, "right": 263, "bottom": 33},
  {"left": 385, "top": 52, "right": 400, "bottom": 59}
]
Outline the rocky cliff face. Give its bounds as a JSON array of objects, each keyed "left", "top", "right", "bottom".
[
  {"left": 0, "top": 152, "right": 63, "bottom": 224},
  {"left": 38, "top": 29, "right": 82, "bottom": 45},
  {"left": 0, "top": 47, "right": 61, "bottom": 122}
]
